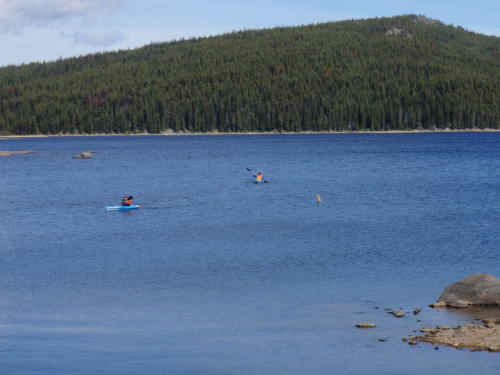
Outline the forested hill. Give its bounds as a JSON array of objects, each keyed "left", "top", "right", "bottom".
[{"left": 0, "top": 15, "right": 499, "bottom": 135}]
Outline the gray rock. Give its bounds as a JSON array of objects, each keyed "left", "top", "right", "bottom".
[
  {"left": 437, "top": 274, "right": 500, "bottom": 306},
  {"left": 385, "top": 27, "right": 412, "bottom": 38},
  {"left": 446, "top": 300, "right": 469, "bottom": 308},
  {"left": 414, "top": 15, "right": 440, "bottom": 25},
  {"left": 391, "top": 311, "right": 405, "bottom": 318},
  {"left": 413, "top": 308, "right": 422, "bottom": 315},
  {"left": 386, "top": 27, "right": 404, "bottom": 36},
  {"left": 430, "top": 301, "right": 447, "bottom": 308},
  {"left": 72, "top": 151, "right": 94, "bottom": 159}
]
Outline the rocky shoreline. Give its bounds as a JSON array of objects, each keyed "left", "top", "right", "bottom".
[
  {"left": 414, "top": 323, "right": 500, "bottom": 352},
  {"left": 356, "top": 274, "right": 500, "bottom": 352},
  {"left": 356, "top": 305, "right": 500, "bottom": 352},
  {"left": 415, "top": 274, "right": 500, "bottom": 352},
  {"left": 0, "top": 128, "right": 499, "bottom": 139}
]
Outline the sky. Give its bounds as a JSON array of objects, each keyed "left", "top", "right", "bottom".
[{"left": 0, "top": 0, "right": 499, "bottom": 67}]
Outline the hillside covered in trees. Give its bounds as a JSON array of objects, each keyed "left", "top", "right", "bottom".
[{"left": 0, "top": 15, "right": 498, "bottom": 135}]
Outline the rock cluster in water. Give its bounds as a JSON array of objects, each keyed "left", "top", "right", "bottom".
[{"left": 357, "top": 274, "right": 500, "bottom": 353}]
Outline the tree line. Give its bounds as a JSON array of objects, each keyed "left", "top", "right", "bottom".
[{"left": 0, "top": 15, "right": 498, "bottom": 135}]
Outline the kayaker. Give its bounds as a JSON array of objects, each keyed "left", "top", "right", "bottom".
[
  {"left": 121, "top": 195, "right": 133, "bottom": 206},
  {"left": 254, "top": 172, "right": 264, "bottom": 182}
]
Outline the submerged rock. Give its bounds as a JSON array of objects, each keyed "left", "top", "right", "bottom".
[
  {"left": 420, "top": 327, "right": 436, "bottom": 333},
  {"left": 437, "top": 274, "right": 500, "bottom": 307}
]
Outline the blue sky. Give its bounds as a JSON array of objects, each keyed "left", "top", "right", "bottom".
[{"left": 1, "top": 0, "right": 498, "bottom": 67}]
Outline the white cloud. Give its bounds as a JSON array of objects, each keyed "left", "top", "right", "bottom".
[{"left": 0, "top": 0, "right": 126, "bottom": 33}]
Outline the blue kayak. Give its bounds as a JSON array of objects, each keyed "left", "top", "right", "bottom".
[{"left": 105, "top": 205, "right": 141, "bottom": 211}]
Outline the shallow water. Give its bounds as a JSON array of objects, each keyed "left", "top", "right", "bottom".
[{"left": 0, "top": 133, "right": 499, "bottom": 374}]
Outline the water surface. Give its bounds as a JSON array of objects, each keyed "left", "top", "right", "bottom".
[{"left": 0, "top": 133, "right": 499, "bottom": 374}]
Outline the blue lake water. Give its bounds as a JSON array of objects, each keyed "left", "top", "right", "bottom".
[{"left": 0, "top": 133, "right": 499, "bottom": 374}]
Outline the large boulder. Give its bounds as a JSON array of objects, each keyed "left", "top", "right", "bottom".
[{"left": 437, "top": 274, "right": 500, "bottom": 307}]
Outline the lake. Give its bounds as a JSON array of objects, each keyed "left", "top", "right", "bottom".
[{"left": 0, "top": 133, "right": 499, "bottom": 374}]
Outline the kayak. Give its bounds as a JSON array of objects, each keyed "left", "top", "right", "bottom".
[
  {"left": 105, "top": 205, "right": 141, "bottom": 211},
  {"left": 254, "top": 180, "right": 267, "bottom": 184}
]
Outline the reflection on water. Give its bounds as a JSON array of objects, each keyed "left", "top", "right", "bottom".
[{"left": 444, "top": 306, "right": 500, "bottom": 321}]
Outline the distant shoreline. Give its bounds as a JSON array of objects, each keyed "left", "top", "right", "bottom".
[{"left": 1, "top": 128, "right": 499, "bottom": 139}]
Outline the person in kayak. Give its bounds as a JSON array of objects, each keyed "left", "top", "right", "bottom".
[
  {"left": 254, "top": 172, "right": 264, "bottom": 183},
  {"left": 121, "top": 195, "right": 133, "bottom": 206}
]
